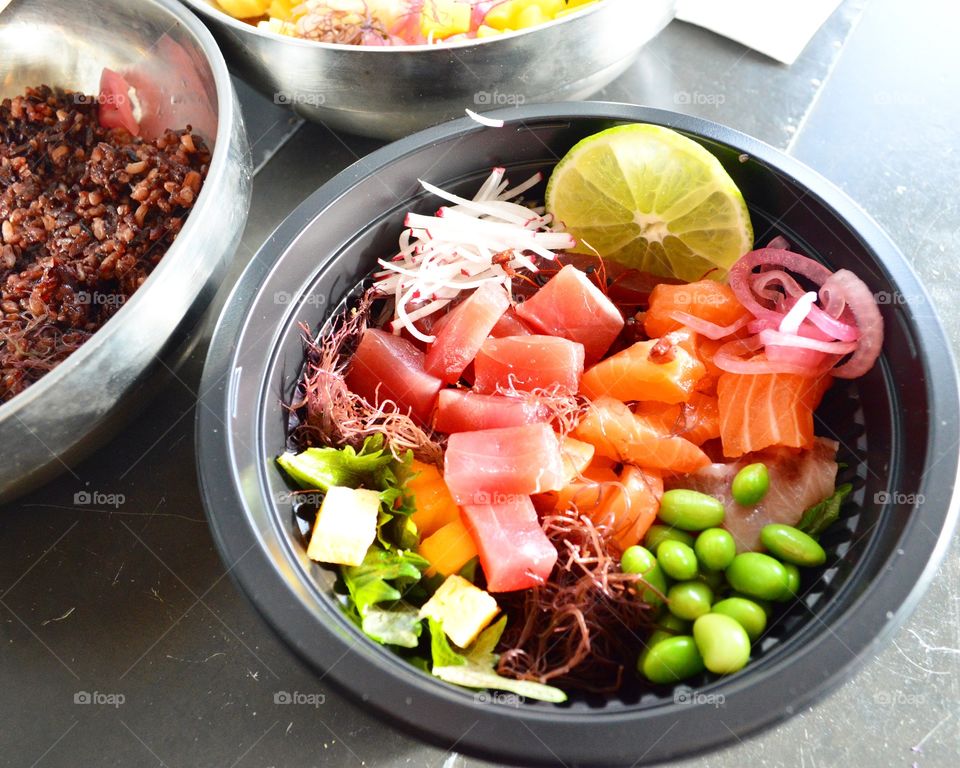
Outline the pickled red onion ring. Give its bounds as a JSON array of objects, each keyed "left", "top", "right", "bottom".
[{"left": 665, "top": 311, "right": 751, "bottom": 340}]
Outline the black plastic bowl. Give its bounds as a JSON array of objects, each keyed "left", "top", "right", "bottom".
[{"left": 196, "top": 103, "right": 960, "bottom": 766}]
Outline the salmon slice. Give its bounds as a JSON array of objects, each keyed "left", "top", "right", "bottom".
[
  {"left": 534, "top": 458, "right": 619, "bottom": 515},
  {"left": 580, "top": 336, "right": 706, "bottom": 404},
  {"left": 666, "top": 438, "right": 839, "bottom": 551},
  {"left": 634, "top": 392, "right": 721, "bottom": 446},
  {"left": 514, "top": 264, "right": 625, "bottom": 362},
  {"left": 473, "top": 335, "right": 585, "bottom": 394},
  {"left": 425, "top": 281, "right": 510, "bottom": 384},
  {"left": 644, "top": 280, "right": 750, "bottom": 338},
  {"left": 573, "top": 396, "right": 710, "bottom": 473},
  {"left": 593, "top": 465, "right": 663, "bottom": 550},
  {"left": 559, "top": 436, "right": 596, "bottom": 481},
  {"left": 717, "top": 372, "right": 832, "bottom": 457}
]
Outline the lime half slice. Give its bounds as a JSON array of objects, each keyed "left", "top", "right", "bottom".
[{"left": 545, "top": 124, "right": 754, "bottom": 281}]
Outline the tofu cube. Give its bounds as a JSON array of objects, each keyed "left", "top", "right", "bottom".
[
  {"left": 419, "top": 574, "right": 499, "bottom": 649},
  {"left": 306, "top": 486, "right": 380, "bottom": 567}
]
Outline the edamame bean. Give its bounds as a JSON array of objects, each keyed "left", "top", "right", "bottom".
[
  {"left": 668, "top": 581, "right": 714, "bottom": 621},
  {"left": 760, "top": 524, "right": 826, "bottom": 567},
  {"left": 621, "top": 546, "right": 667, "bottom": 608},
  {"left": 639, "top": 635, "right": 705, "bottom": 684},
  {"left": 621, "top": 545, "right": 657, "bottom": 575},
  {"left": 711, "top": 597, "right": 767, "bottom": 641},
  {"left": 657, "top": 613, "right": 692, "bottom": 635},
  {"left": 658, "top": 489, "right": 725, "bottom": 530},
  {"left": 730, "top": 593, "right": 772, "bottom": 616},
  {"left": 725, "top": 552, "right": 789, "bottom": 601},
  {"left": 698, "top": 568, "right": 726, "bottom": 592},
  {"left": 657, "top": 540, "right": 699, "bottom": 581},
  {"left": 644, "top": 524, "right": 696, "bottom": 553},
  {"left": 776, "top": 563, "right": 801, "bottom": 602},
  {"left": 694, "top": 528, "right": 737, "bottom": 571},
  {"left": 731, "top": 463, "right": 770, "bottom": 506},
  {"left": 693, "top": 613, "right": 751, "bottom": 674}
]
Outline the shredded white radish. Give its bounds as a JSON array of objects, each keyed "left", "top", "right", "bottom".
[
  {"left": 465, "top": 108, "right": 505, "bottom": 127},
  {"left": 779, "top": 291, "right": 818, "bottom": 335},
  {"left": 373, "top": 169, "right": 576, "bottom": 338}
]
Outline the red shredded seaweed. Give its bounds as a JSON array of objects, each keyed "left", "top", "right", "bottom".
[{"left": 496, "top": 507, "right": 658, "bottom": 693}]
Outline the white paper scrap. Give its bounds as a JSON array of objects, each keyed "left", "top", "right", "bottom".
[{"left": 676, "top": 0, "right": 844, "bottom": 65}]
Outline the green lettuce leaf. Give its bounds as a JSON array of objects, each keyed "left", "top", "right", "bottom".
[
  {"left": 342, "top": 547, "right": 429, "bottom": 616},
  {"left": 428, "top": 618, "right": 567, "bottom": 703},
  {"left": 277, "top": 434, "right": 394, "bottom": 492},
  {"left": 277, "top": 434, "right": 416, "bottom": 550},
  {"left": 360, "top": 603, "right": 423, "bottom": 648},
  {"left": 797, "top": 483, "right": 853, "bottom": 537}
]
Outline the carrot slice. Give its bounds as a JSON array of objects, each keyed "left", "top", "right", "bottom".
[
  {"left": 717, "top": 372, "right": 833, "bottom": 457},
  {"left": 419, "top": 515, "right": 478, "bottom": 577},
  {"left": 407, "top": 461, "right": 459, "bottom": 537}
]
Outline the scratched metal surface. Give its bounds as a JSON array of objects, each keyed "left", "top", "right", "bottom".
[{"left": 2, "top": 0, "right": 958, "bottom": 765}]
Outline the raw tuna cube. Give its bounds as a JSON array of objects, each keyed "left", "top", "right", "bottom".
[
  {"left": 473, "top": 335, "right": 585, "bottom": 394},
  {"left": 425, "top": 282, "right": 511, "bottom": 384},
  {"left": 345, "top": 328, "right": 442, "bottom": 426},
  {"left": 515, "top": 264, "right": 625, "bottom": 361},
  {"left": 461, "top": 497, "right": 558, "bottom": 592},
  {"left": 443, "top": 423, "right": 566, "bottom": 504},
  {"left": 490, "top": 307, "right": 535, "bottom": 337},
  {"left": 434, "top": 389, "right": 549, "bottom": 433}
]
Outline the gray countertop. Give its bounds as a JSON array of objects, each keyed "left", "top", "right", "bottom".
[{"left": 2, "top": 0, "right": 958, "bottom": 765}]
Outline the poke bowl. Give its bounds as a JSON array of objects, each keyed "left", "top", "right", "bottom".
[
  {"left": 196, "top": 102, "right": 959, "bottom": 766},
  {"left": 0, "top": 0, "right": 251, "bottom": 503},
  {"left": 180, "top": 0, "right": 676, "bottom": 138}
]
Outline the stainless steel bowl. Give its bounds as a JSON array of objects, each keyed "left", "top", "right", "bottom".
[
  {"left": 0, "top": 0, "right": 252, "bottom": 503},
  {"left": 181, "top": 0, "right": 675, "bottom": 139}
]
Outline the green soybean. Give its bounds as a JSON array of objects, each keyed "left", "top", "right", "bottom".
[
  {"left": 731, "top": 463, "right": 770, "bottom": 506},
  {"left": 777, "top": 563, "right": 801, "bottom": 602},
  {"left": 693, "top": 613, "right": 751, "bottom": 674},
  {"left": 668, "top": 581, "right": 714, "bottom": 621},
  {"left": 657, "top": 540, "right": 699, "bottom": 581},
  {"left": 730, "top": 593, "right": 772, "bottom": 616},
  {"left": 621, "top": 546, "right": 667, "bottom": 608},
  {"left": 644, "top": 524, "right": 696, "bottom": 553},
  {"left": 639, "top": 635, "right": 705, "bottom": 684},
  {"left": 725, "top": 552, "right": 789, "bottom": 601},
  {"left": 658, "top": 489, "right": 726, "bottom": 531},
  {"left": 641, "top": 564, "right": 669, "bottom": 608},
  {"left": 621, "top": 545, "right": 657, "bottom": 575},
  {"left": 657, "top": 613, "right": 692, "bottom": 635},
  {"left": 711, "top": 597, "right": 768, "bottom": 641},
  {"left": 695, "top": 528, "right": 737, "bottom": 571},
  {"left": 698, "top": 568, "right": 726, "bottom": 592},
  {"left": 760, "top": 524, "right": 826, "bottom": 567}
]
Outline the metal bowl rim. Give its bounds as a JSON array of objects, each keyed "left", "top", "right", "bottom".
[
  {"left": 181, "top": 0, "right": 633, "bottom": 53},
  {"left": 0, "top": 0, "right": 240, "bottom": 420}
]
